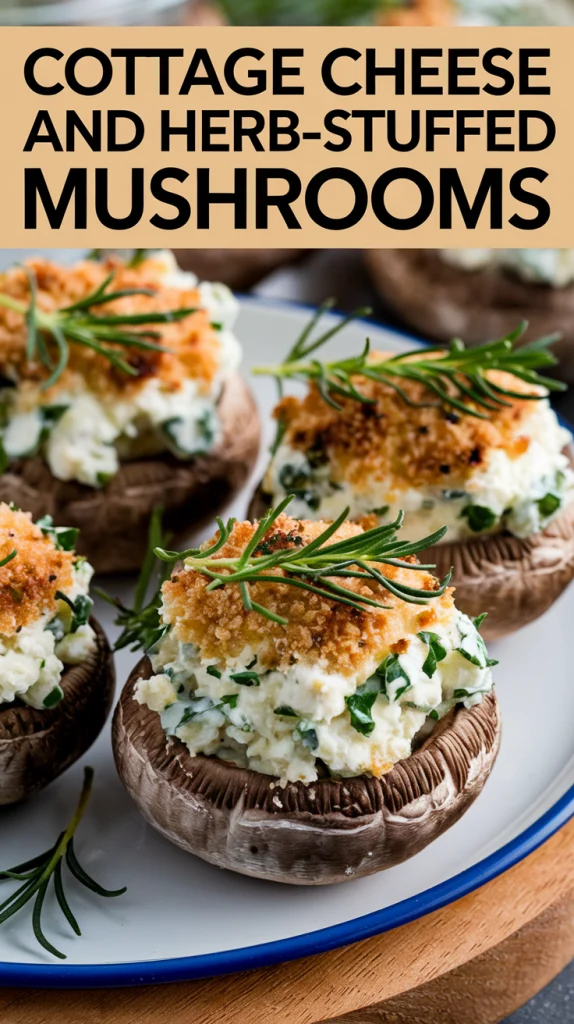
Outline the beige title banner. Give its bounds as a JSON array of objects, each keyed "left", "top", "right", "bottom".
[{"left": 0, "top": 26, "right": 571, "bottom": 248}]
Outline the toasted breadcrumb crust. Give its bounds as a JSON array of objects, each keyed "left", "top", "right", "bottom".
[
  {"left": 0, "top": 503, "right": 74, "bottom": 636},
  {"left": 0, "top": 256, "right": 221, "bottom": 401},
  {"left": 162, "top": 515, "right": 455, "bottom": 675},
  {"left": 274, "top": 352, "right": 541, "bottom": 490}
]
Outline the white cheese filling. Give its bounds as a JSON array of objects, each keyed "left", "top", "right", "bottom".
[
  {"left": 264, "top": 402, "right": 573, "bottom": 542},
  {"left": 440, "top": 248, "right": 574, "bottom": 289},
  {"left": 0, "top": 557, "right": 96, "bottom": 710},
  {"left": 134, "top": 610, "right": 494, "bottom": 785},
  {"left": 0, "top": 251, "right": 241, "bottom": 488}
]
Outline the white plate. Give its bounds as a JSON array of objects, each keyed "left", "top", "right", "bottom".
[{"left": 0, "top": 297, "right": 573, "bottom": 987}]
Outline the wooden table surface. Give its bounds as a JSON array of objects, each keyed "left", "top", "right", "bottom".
[{"left": 1, "top": 815, "right": 573, "bottom": 1024}]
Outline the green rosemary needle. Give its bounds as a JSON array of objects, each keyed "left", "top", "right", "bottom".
[
  {"left": 253, "top": 306, "right": 565, "bottom": 419},
  {"left": 154, "top": 495, "right": 452, "bottom": 627},
  {"left": 0, "top": 767, "right": 126, "bottom": 959},
  {"left": 0, "top": 264, "right": 198, "bottom": 389}
]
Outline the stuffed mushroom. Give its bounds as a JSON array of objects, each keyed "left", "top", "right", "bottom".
[
  {"left": 365, "top": 248, "right": 574, "bottom": 381},
  {"left": 113, "top": 506, "right": 500, "bottom": 885},
  {"left": 0, "top": 251, "right": 260, "bottom": 573},
  {"left": 0, "top": 503, "right": 114, "bottom": 805},
  {"left": 250, "top": 318, "right": 574, "bottom": 638}
]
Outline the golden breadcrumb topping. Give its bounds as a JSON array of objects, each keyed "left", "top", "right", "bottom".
[
  {"left": 162, "top": 515, "right": 454, "bottom": 675},
  {"left": 0, "top": 504, "right": 74, "bottom": 636},
  {"left": 0, "top": 256, "right": 221, "bottom": 401},
  {"left": 274, "top": 352, "right": 540, "bottom": 490}
]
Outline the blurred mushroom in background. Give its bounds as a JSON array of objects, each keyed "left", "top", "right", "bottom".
[
  {"left": 378, "top": 0, "right": 452, "bottom": 25},
  {"left": 216, "top": 0, "right": 382, "bottom": 25}
]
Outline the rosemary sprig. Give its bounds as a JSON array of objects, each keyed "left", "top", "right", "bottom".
[
  {"left": 253, "top": 310, "right": 565, "bottom": 419},
  {"left": 0, "top": 767, "right": 126, "bottom": 960},
  {"left": 96, "top": 506, "right": 175, "bottom": 652},
  {"left": 154, "top": 495, "right": 452, "bottom": 628},
  {"left": 0, "top": 264, "right": 198, "bottom": 389}
]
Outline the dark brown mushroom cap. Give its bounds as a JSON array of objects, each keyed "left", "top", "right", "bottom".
[
  {"left": 364, "top": 248, "right": 574, "bottom": 381},
  {"left": 0, "top": 374, "right": 260, "bottom": 574},
  {"left": 248, "top": 473, "right": 574, "bottom": 641},
  {"left": 247, "top": 483, "right": 272, "bottom": 523},
  {"left": 0, "top": 619, "right": 114, "bottom": 806},
  {"left": 113, "top": 657, "right": 500, "bottom": 886}
]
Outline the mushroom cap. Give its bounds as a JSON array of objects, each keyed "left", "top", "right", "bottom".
[
  {"left": 364, "top": 248, "right": 574, "bottom": 381},
  {"left": 0, "top": 618, "right": 114, "bottom": 806},
  {"left": 248, "top": 474, "right": 574, "bottom": 642},
  {"left": 0, "top": 374, "right": 260, "bottom": 574},
  {"left": 113, "top": 657, "right": 501, "bottom": 886}
]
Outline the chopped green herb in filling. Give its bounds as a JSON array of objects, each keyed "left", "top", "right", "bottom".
[
  {"left": 460, "top": 505, "right": 497, "bottom": 533},
  {"left": 537, "top": 492, "right": 561, "bottom": 518},
  {"left": 377, "top": 653, "right": 412, "bottom": 702},
  {"left": 36, "top": 515, "right": 79, "bottom": 552},
  {"left": 42, "top": 685, "right": 64, "bottom": 709}
]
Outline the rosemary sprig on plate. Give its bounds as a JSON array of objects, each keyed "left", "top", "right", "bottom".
[
  {"left": 154, "top": 495, "right": 452, "bottom": 627},
  {"left": 0, "top": 767, "right": 126, "bottom": 959},
  {"left": 253, "top": 306, "right": 565, "bottom": 419},
  {"left": 96, "top": 506, "right": 175, "bottom": 653},
  {"left": 0, "top": 264, "right": 198, "bottom": 389}
]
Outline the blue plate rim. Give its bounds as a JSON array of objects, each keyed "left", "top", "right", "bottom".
[{"left": 2, "top": 295, "right": 573, "bottom": 988}]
